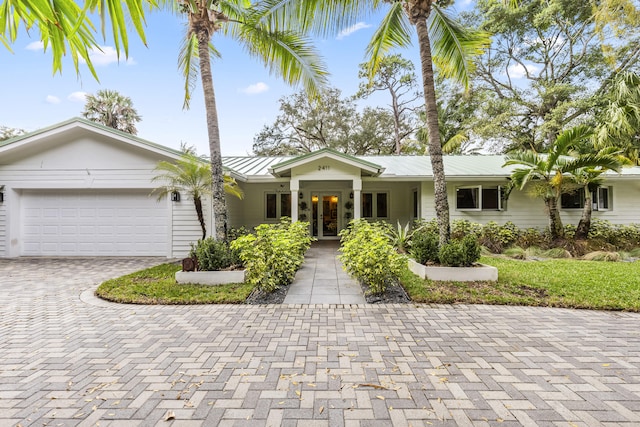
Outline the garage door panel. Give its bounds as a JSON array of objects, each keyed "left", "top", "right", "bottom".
[{"left": 21, "top": 190, "right": 169, "bottom": 256}]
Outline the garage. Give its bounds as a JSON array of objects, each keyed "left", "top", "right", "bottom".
[{"left": 20, "top": 189, "right": 169, "bottom": 256}]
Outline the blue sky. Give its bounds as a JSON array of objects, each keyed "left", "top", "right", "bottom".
[{"left": 0, "top": 1, "right": 474, "bottom": 156}]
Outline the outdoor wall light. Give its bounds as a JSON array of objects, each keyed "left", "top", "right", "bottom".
[
  {"left": 0, "top": 186, "right": 4, "bottom": 203},
  {"left": 349, "top": 191, "right": 354, "bottom": 199},
  {"left": 299, "top": 192, "right": 304, "bottom": 199},
  {"left": 171, "top": 191, "right": 180, "bottom": 202}
]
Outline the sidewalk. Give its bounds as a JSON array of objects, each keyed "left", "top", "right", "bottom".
[{"left": 283, "top": 240, "right": 366, "bottom": 304}]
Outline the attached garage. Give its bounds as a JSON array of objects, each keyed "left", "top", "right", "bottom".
[
  {"left": 20, "top": 189, "right": 169, "bottom": 256},
  {"left": 0, "top": 118, "right": 209, "bottom": 259}
]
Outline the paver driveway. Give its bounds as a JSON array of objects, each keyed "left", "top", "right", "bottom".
[{"left": 1, "top": 258, "right": 639, "bottom": 426}]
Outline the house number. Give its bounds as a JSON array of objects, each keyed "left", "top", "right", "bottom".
[{"left": 318, "top": 165, "right": 331, "bottom": 171}]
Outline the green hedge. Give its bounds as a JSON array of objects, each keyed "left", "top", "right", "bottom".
[
  {"left": 231, "top": 219, "right": 312, "bottom": 293},
  {"left": 339, "top": 219, "right": 405, "bottom": 295}
]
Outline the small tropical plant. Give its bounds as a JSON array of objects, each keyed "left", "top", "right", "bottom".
[
  {"left": 151, "top": 154, "right": 243, "bottom": 239},
  {"left": 387, "top": 221, "right": 415, "bottom": 253}
]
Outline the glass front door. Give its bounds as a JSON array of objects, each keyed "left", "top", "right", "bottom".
[{"left": 312, "top": 194, "right": 339, "bottom": 239}]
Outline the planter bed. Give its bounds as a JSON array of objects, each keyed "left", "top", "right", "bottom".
[
  {"left": 175, "top": 270, "right": 246, "bottom": 286},
  {"left": 408, "top": 258, "right": 498, "bottom": 282}
]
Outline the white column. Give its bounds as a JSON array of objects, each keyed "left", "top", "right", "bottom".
[
  {"left": 290, "top": 179, "right": 299, "bottom": 222},
  {"left": 353, "top": 178, "right": 362, "bottom": 219}
]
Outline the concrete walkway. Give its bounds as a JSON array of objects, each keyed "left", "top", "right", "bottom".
[
  {"left": 283, "top": 241, "right": 366, "bottom": 305},
  {"left": 1, "top": 258, "right": 640, "bottom": 426}
]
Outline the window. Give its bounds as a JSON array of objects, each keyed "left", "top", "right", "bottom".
[
  {"left": 456, "top": 186, "right": 504, "bottom": 211},
  {"left": 265, "top": 192, "right": 291, "bottom": 219},
  {"left": 561, "top": 187, "right": 612, "bottom": 211},
  {"left": 412, "top": 189, "right": 419, "bottom": 218},
  {"left": 362, "top": 192, "right": 389, "bottom": 218}
]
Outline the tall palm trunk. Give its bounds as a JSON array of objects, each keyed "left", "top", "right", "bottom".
[
  {"left": 575, "top": 186, "right": 592, "bottom": 240},
  {"left": 197, "top": 30, "right": 228, "bottom": 241},
  {"left": 194, "top": 196, "right": 207, "bottom": 239},
  {"left": 544, "top": 196, "right": 564, "bottom": 241},
  {"left": 413, "top": 12, "right": 451, "bottom": 246}
]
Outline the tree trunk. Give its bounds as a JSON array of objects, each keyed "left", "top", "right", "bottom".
[
  {"left": 197, "top": 31, "right": 228, "bottom": 241},
  {"left": 391, "top": 90, "right": 402, "bottom": 154},
  {"left": 194, "top": 196, "right": 207, "bottom": 240},
  {"left": 415, "top": 17, "right": 451, "bottom": 246},
  {"left": 575, "top": 186, "right": 592, "bottom": 240},
  {"left": 545, "top": 196, "right": 564, "bottom": 241}
]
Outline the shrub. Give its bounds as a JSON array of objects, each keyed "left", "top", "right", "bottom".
[
  {"left": 451, "top": 219, "right": 482, "bottom": 240},
  {"left": 438, "top": 235, "right": 481, "bottom": 267},
  {"left": 231, "top": 219, "right": 312, "bottom": 293},
  {"left": 582, "top": 251, "right": 621, "bottom": 262},
  {"left": 339, "top": 219, "right": 406, "bottom": 295},
  {"left": 410, "top": 228, "right": 440, "bottom": 264},
  {"left": 189, "top": 238, "right": 240, "bottom": 271}
]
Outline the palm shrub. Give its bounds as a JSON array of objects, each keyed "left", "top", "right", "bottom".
[
  {"left": 231, "top": 219, "right": 312, "bottom": 293},
  {"left": 189, "top": 238, "right": 241, "bottom": 271},
  {"left": 339, "top": 219, "right": 406, "bottom": 295}
]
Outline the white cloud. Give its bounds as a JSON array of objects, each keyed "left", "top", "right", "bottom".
[
  {"left": 45, "top": 95, "right": 61, "bottom": 104},
  {"left": 78, "top": 46, "right": 135, "bottom": 66},
  {"left": 67, "top": 91, "right": 87, "bottom": 102},
  {"left": 337, "top": 22, "right": 372, "bottom": 40},
  {"left": 240, "top": 82, "right": 269, "bottom": 95},
  {"left": 26, "top": 41, "right": 44, "bottom": 51},
  {"left": 507, "top": 63, "right": 540, "bottom": 79}
]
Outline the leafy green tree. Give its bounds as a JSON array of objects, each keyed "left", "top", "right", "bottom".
[
  {"left": 0, "top": 126, "right": 26, "bottom": 141},
  {"left": 152, "top": 154, "right": 243, "bottom": 240},
  {"left": 355, "top": 54, "right": 422, "bottom": 154},
  {"left": 504, "top": 126, "right": 622, "bottom": 240},
  {"left": 173, "top": 0, "right": 327, "bottom": 242},
  {"left": 82, "top": 89, "right": 142, "bottom": 134},
  {"left": 252, "top": 88, "right": 399, "bottom": 155},
  {"left": 468, "top": 0, "right": 640, "bottom": 153},
  {"left": 268, "top": 0, "right": 490, "bottom": 246}
]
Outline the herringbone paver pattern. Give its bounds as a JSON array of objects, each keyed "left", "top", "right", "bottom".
[{"left": 1, "top": 258, "right": 639, "bottom": 426}]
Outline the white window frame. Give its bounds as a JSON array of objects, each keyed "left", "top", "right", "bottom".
[
  {"left": 361, "top": 191, "right": 390, "bottom": 219},
  {"left": 594, "top": 186, "right": 612, "bottom": 211},
  {"left": 264, "top": 192, "right": 291, "bottom": 220},
  {"left": 456, "top": 185, "right": 504, "bottom": 211}
]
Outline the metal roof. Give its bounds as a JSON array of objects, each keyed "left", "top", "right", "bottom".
[{"left": 223, "top": 154, "right": 640, "bottom": 180}]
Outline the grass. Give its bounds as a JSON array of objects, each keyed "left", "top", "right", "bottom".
[
  {"left": 96, "top": 263, "right": 254, "bottom": 304},
  {"left": 401, "top": 256, "right": 640, "bottom": 312}
]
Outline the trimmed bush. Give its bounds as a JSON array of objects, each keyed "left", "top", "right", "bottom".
[
  {"left": 438, "top": 235, "right": 481, "bottom": 267},
  {"left": 410, "top": 228, "right": 440, "bottom": 264},
  {"left": 231, "top": 219, "right": 312, "bottom": 293},
  {"left": 339, "top": 219, "right": 406, "bottom": 295},
  {"left": 189, "top": 238, "right": 240, "bottom": 271}
]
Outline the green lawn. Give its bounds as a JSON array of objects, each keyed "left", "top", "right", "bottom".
[
  {"left": 401, "top": 256, "right": 640, "bottom": 311},
  {"left": 96, "top": 263, "right": 254, "bottom": 304}
]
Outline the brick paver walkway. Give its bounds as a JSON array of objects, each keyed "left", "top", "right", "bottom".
[{"left": 1, "top": 258, "right": 639, "bottom": 426}]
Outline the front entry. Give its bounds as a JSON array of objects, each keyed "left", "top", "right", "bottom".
[{"left": 312, "top": 193, "right": 340, "bottom": 239}]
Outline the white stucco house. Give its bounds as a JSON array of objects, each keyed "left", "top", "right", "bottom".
[{"left": 1, "top": 118, "right": 639, "bottom": 258}]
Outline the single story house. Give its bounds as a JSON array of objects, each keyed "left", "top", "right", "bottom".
[{"left": 1, "top": 118, "right": 639, "bottom": 258}]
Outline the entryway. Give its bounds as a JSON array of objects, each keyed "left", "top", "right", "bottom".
[{"left": 311, "top": 193, "right": 340, "bottom": 239}]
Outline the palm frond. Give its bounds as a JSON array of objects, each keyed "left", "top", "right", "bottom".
[
  {"left": 364, "top": 2, "right": 412, "bottom": 80},
  {"left": 235, "top": 23, "right": 329, "bottom": 97},
  {"left": 178, "top": 31, "right": 200, "bottom": 110},
  {"left": 428, "top": 6, "right": 490, "bottom": 90},
  {"left": 441, "top": 132, "right": 469, "bottom": 154}
]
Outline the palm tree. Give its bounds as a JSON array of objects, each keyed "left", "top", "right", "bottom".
[
  {"left": 504, "top": 126, "right": 622, "bottom": 241},
  {"left": 567, "top": 147, "right": 627, "bottom": 240},
  {"left": 82, "top": 89, "right": 142, "bottom": 134},
  {"left": 152, "top": 154, "right": 243, "bottom": 240},
  {"left": 170, "top": 0, "right": 327, "bottom": 241},
  {"left": 264, "top": 0, "right": 489, "bottom": 246},
  {"left": 0, "top": 0, "right": 150, "bottom": 77}
]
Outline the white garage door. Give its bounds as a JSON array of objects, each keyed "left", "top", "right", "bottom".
[{"left": 21, "top": 189, "right": 169, "bottom": 256}]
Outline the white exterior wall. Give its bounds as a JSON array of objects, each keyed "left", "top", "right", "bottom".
[
  {"left": 418, "top": 178, "right": 640, "bottom": 229},
  {"left": 171, "top": 194, "right": 213, "bottom": 257}
]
